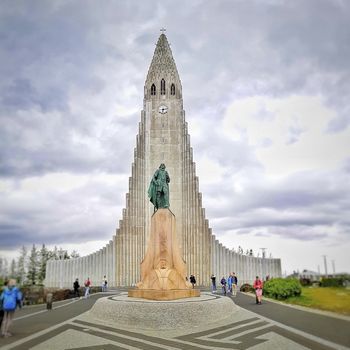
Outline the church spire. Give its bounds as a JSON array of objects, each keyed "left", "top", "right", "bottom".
[{"left": 145, "top": 33, "right": 182, "bottom": 99}]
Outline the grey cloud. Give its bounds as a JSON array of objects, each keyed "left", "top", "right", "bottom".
[
  {"left": 0, "top": 178, "right": 126, "bottom": 250},
  {"left": 0, "top": 1, "right": 349, "bottom": 267},
  {"left": 203, "top": 167, "right": 350, "bottom": 242}
]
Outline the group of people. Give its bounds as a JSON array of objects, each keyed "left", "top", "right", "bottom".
[
  {"left": 73, "top": 275, "right": 108, "bottom": 298},
  {"left": 210, "top": 273, "right": 239, "bottom": 296},
  {"left": 0, "top": 279, "right": 22, "bottom": 338},
  {"left": 210, "top": 273, "right": 264, "bottom": 304}
]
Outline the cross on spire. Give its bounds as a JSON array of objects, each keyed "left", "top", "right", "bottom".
[{"left": 160, "top": 28, "right": 166, "bottom": 34}]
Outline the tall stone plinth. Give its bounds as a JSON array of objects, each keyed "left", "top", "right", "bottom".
[{"left": 128, "top": 208, "right": 200, "bottom": 300}]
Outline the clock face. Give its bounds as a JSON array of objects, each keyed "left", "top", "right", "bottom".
[{"left": 158, "top": 105, "right": 168, "bottom": 114}]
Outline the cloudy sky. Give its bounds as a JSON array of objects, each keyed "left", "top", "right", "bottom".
[{"left": 1, "top": 0, "right": 349, "bottom": 275}]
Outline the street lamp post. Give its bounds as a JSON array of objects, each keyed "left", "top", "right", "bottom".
[
  {"left": 59, "top": 249, "right": 64, "bottom": 289},
  {"left": 322, "top": 255, "right": 328, "bottom": 278},
  {"left": 260, "top": 248, "right": 267, "bottom": 280}
]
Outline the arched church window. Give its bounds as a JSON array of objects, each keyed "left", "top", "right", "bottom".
[
  {"left": 170, "top": 83, "right": 175, "bottom": 95},
  {"left": 161, "top": 79, "right": 166, "bottom": 95},
  {"left": 151, "top": 84, "right": 156, "bottom": 96}
]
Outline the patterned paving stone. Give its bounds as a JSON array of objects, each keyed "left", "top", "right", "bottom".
[{"left": 4, "top": 316, "right": 342, "bottom": 350}]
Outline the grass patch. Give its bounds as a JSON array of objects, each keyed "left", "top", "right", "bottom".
[{"left": 284, "top": 287, "right": 350, "bottom": 315}]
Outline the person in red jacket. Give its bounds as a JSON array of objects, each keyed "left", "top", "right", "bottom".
[
  {"left": 84, "top": 277, "right": 91, "bottom": 299},
  {"left": 253, "top": 276, "right": 263, "bottom": 304}
]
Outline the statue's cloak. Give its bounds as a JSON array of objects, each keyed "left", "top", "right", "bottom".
[{"left": 148, "top": 179, "right": 157, "bottom": 207}]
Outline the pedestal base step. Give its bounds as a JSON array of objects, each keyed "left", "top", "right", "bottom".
[
  {"left": 87, "top": 292, "right": 238, "bottom": 330},
  {"left": 128, "top": 288, "right": 200, "bottom": 300}
]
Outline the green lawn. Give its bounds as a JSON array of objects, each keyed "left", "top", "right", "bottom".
[{"left": 282, "top": 287, "right": 350, "bottom": 315}]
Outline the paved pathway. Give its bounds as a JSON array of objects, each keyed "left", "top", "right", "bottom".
[
  {"left": 232, "top": 292, "right": 350, "bottom": 347},
  {"left": 0, "top": 290, "right": 349, "bottom": 350}
]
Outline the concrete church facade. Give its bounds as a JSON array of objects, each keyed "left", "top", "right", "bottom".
[{"left": 45, "top": 34, "right": 282, "bottom": 288}]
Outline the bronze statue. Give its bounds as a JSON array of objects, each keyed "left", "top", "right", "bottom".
[{"left": 148, "top": 163, "right": 170, "bottom": 210}]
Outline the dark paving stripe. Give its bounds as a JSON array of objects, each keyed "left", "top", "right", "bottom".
[
  {"left": 176, "top": 317, "right": 259, "bottom": 340},
  {"left": 9, "top": 324, "right": 73, "bottom": 350},
  {"left": 180, "top": 324, "right": 338, "bottom": 350},
  {"left": 1, "top": 293, "right": 110, "bottom": 347},
  {"left": 267, "top": 325, "right": 337, "bottom": 350},
  {"left": 232, "top": 293, "right": 350, "bottom": 347},
  {"left": 209, "top": 320, "right": 269, "bottom": 339},
  {"left": 8, "top": 323, "right": 159, "bottom": 350},
  {"left": 69, "top": 325, "right": 166, "bottom": 350},
  {"left": 73, "top": 319, "right": 206, "bottom": 350}
]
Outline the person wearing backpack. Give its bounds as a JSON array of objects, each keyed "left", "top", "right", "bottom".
[{"left": 0, "top": 279, "right": 21, "bottom": 337}]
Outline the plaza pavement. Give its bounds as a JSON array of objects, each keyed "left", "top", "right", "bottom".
[{"left": 0, "top": 289, "right": 349, "bottom": 350}]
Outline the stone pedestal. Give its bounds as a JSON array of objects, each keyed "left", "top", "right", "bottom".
[
  {"left": 88, "top": 292, "right": 236, "bottom": 330},
  {"left": 128, "top": 208, "right": 199, "bottom": 300}
]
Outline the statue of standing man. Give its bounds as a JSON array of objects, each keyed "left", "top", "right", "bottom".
[{"left": 148, "top": 163, "right": 170, "bottom": 210}]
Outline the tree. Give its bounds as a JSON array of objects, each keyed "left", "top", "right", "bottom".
[
  {"left": 17, "top": 246, "right": 28, "bottom": 285},
  {"left": 27, "top": 244, "right": 39, "bottom": 285},
  {"left": 0, "top": 258, "right": 9, "bottom": 278},
  {"left": 70, "top": 250, "right": 80, "bottom": 259},
  {"left": 38, "top": 244, "right": 49, "bottom": 284},
  {"left": 10, "top": 259, "right": 17, "bottom": 278},
  {"left": 0, "top": 257, "right": 7, "bottom": 278},
  {"left": 49, "top": 246, "right": 59, "bottom": 260},
  {"left": 57, "top": 247, "right": 69, "bottom": 260}
]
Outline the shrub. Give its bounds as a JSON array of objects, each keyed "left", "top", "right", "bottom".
[
  {"left": 263, "top": 278, "right": 302, "bottom": 300},
  {"left": 21, "top": 286, "right": 46, "bottom": 305},
  {"left": 320, "top": 278, "right": 344, "bottom": 287},
  {"left": 240, "top": 283, "right": 254, "bottom": 293},
  {"left": 52, "top": 289, "right": 72, "bottom": 302},
  {"left": 299, "top": 278, "right": 311, "bottom": 286}
]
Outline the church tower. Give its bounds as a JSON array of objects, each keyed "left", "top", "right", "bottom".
[
  {"left": 115, "top": 33, "right": 212, "bottom": 286},
  {"left": 44, "top": 34, "right": 282, "bottom": 289}
]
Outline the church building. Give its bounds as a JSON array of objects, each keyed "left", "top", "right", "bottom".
[{"left": 45, "top": 34, "right": 282, "bottom": 288}]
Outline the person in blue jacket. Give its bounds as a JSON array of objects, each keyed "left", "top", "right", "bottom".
[{"left": 0, "top": 279, "right": 22, "bottom": 337}]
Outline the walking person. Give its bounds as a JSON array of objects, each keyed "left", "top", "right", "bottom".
[
  {"left": 84, "top": 277, "right": 91, "bottom": 298},
  {"left": 232, "top": 272, "right": 238, "bottom": 297},
  {"left": 73, "top": 278, "right": 80, "bottom": 298},
  {"left": 0, "top": 280, "right": 8, "bottom": 331},
  {"left": 220, "top": 276, "right": 227, "bottom": 295},
  {"left": 102, "top": 275, "right": 108, "bottom": 292},
  {"left": 227, "top": 274, "right": 233, "bottom": 294},
  {"left": 189, "top": 275, "right": 196, "bottom": 289},
  {"left": 253, "top": 276, "right": 263, "bottom": 304},
  {"left": 210, "top": 274, "right": 216, "bottom": 293},
  {"left": 0, "top": 279, "right": 22, "bottom": 337}
]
